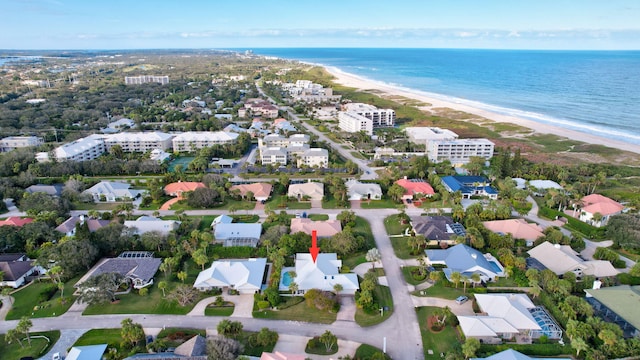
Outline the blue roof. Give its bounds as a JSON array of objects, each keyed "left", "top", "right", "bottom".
[
  {"left": 66, "top": 344, "right": 108, "bottom": 360},
  {"left": 425, "top": 244, "right": 499, "bottom": 275},
  {"left": 453, "top": 175, "right": 489, "bottom": 185},
  {"left": 441, "top": 176, "right": 498, "bottom": 196},
  {"left": 441, "top": 176, "right": 463, "bottom": 192}
]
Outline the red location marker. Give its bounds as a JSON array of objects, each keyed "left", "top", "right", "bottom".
[{"left": 309, "top": 230, "right": 320, "bottom": 263}]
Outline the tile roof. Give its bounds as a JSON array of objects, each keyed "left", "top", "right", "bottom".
[
  {"left": 174, "top": 335, "right": 207, "bottom": 356},
  {"left": 164, "top": 182, "right": 206, "bottom": 197},
  {"left": 527, "top": 241, "right": 618, "bottom": 277},
  {"left": 55, "top": 216, "right": 111, "bottom": 234},
  {"left": 230, "top": 183, "right": 273, "bottom": 199},
  {"left": 581, "top": 194, "right": 624, "bottom": 216},
  {"left": 411, "top": 216, "right": 464, "bottom": 240},
  {"left": 395, "top": 178, "right": 435, "bottom": 197},
  {"left": 290, "top": 218, "right": 342, "bottom": 238},
  {"left": 0, "top": 216, "right": 34, "bottom": 227},
  {"left": 287, "top": 182, "right": 324, "bottom": 200},
  {"left": 482, "top": 219, "right": 544, "bottom": 241}
]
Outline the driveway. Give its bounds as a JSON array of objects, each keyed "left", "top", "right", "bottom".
[
  {"left": 311, "top": 200, "right": 322, "bottom": 208},
  {"left": 410, "top": 296, "right": 475, "bottom": 316},
  {"left": 38, "top": 329, "right": 88, "bottom": 360},
  {"left": 187, "top": 294, "right": 254, "bottom": 318},
  {"left": 336, "top": 296, "right": 356, "bottom": 322},
  {"left": 272, "top": 334, "right": 361, "bottom": 360}
]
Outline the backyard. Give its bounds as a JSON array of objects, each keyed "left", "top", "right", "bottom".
[
  {"left": 6, "top": 278, "right": 80, "bottom": 320},
  {"left": 253, "top": 297, "right": 337, "bottom": 324},
  {"left": 0, "top": 330, "right": 60, "bottom": 360},
  {"left": 417, "top": 306, "right": 462, "bottom": 359}
]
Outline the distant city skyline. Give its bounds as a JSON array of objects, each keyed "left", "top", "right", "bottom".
[{"left": 1, "top": 0, "right": 639, "bottom": 50}]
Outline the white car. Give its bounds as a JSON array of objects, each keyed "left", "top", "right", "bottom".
[{"left": 52, "top": 353, "right": 61, "bottom": 360}]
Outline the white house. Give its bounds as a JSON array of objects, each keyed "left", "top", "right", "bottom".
[
  {"left": 193, "top": 258, "right": 267, "bottom": 294},
  {"left": 83, "top": 181, "right": 144, "bottom": 202},
  {"left": 527, "top": 241, "right": 618, "bottom": 278},
  {"left": 0, "top": 254, "right": 43, "bottom": 288},
  {"left": 124, "top": 216, "right": 180, "bottom": 236},
  {"left": 214, "top": 223, "right": 262, "bottom": 247},
  {"left": 0, "top": 136, "right": 44, "bottom": 152},
  {"left": 345, "top": 179, "right": 382, "bottom": 201},
  {"left": 576, "top": 194, "right": 624, "bottom": 227},
  {"left": 425, "top": 244, "right": 505, "bottom": 283},
  {"left": 280, "top": 253, "right": 359, "bottom": 295}
]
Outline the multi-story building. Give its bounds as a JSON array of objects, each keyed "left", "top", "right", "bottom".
[
  {"left": 281, "top": 80, "right": 341, "bottom": 103},
  {"left": 260, "top": 147, "right": 288, "bottom": 166},
  {"left": 338, "top": 111, "right": 374, "bottom": 135},
  {"left": 51, "top": 134, "right": 106, "bottom": 162},
  {"left": 172, "top": 131, "right": 239, "bottom": 152},
  {"left": 297, "top": 148, "right": 329, "bottom": 168},
  {"left": 427, "top": 138, "right": 495, "bottom": 165},
  {"left": 241, "top": 99, "right": 279, "bottom": 119},
  {"left": 405, "top": 127, "right": 458, "bottom": 145},
  {"left": 259, "top": 133, "right": 310, "bottom": 148},
  {"left": 124, "top": 75, "right": 169, "bottom": 85},
  {"left": 103, "top": 132, "right": 174, "bottom": 152},
  {"left": 343, "top": 103, "right": 395, "bottom": 128},
  {"left": 0, "top": 136, "right": 44, "bottom": 152}
]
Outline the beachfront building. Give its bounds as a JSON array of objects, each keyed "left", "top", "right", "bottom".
[
  {"left": 280, "top": 253, "right": 359, "bottom": 295},
  {"left": 0, "top": 136, "right": 44, "bottom": 152},
  {"left": 259, "top": 134, "right": 310, "bottom": 148},
  {"left": 37, "top": 134, "right": 106, "bottom": 162},
  {"left": 281, "top": 80, "right": 341, "bottom": 103},
  {"left": 405, "top": 127, "right": 458, "bottom": 145},
  {"left": 338, "top": 110, "right": 374, "bottom": 135},
  {"left": 103, "top": 131, "right": 173, "bottom": 152},
  {"left": 343, "top": 103, "right": 395, "bottom": 128},
  {"left": 171, "top": 131, "right": 239, "bottom": 152},
  {"left": 427, "top": 138, "right": 495, "bottom": 166},
  {"left": 124, "top": 75, "right": 169, "bottom": 85}
]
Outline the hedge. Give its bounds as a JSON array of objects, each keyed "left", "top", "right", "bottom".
[{"left": 537, "top": 206, "right": 605, "bottom": 239}]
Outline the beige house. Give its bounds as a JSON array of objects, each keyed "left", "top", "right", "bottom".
[
  {"left": 287, "top": 182, "right": 324, "bottom": 201},
  {"left": 230, "top": 182, "right": 273, "bottom": 202},
  {"left": 290, "top": 218, "right": 342, "bottom": 238},
  {"left": 527, "top": 241, "right": 618, "bottom": 278},
  {"left": 482, "top": 219, "right": 544, "bottom": 245}
]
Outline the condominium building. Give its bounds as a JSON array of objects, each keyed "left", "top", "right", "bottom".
[
  {"left": 427, "top": 138, "right": 495, "bottom": 165},
  {"left": 124, "top": 75, "right": 169, "bottom": 85},
  {"left": 297, "top": 148, "right": 329, "bottom": 168},
  {"left": 405, "top": 127, "right": 458, "bottom": 145},
  {"left": 259, "top": 133, "right": 310, "bottom": 148},
  {"left": 0, "top": 136, "right": 44, "bottom": 152},
  {"left": 343, "top": 103, "right": 395, "bottom": 128},
  {"left": 338, "top": 111, "right": 374, "bottom": 135},
  {"left": 281, "top": 80, "right": 341, "bottom": 103},
  {"left": 52, "top": 134, "right": 106, "bottom": 162},
  {"left": 103, "top": 132, "right": 173, "bottom": 152},
  {"left": 241, "top": 99, "right": 279, "bottom": 119},
  {"left": 172, "top": 131, "right": 239, "bottom": 152},
  {"left": 260, "top": 147, "right": 288, "bottom": 166}
]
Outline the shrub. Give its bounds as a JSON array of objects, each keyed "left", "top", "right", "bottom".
[
  {"left": 257, "top": 301, "right": 271, "bottom": 310},
  {"left": 617, "top": 273, "right": 640, "bottom": 285},
  {"left": 38, "top": 284, "right": 58, "bottom": 303},
  {"left": 139, "top": 288, "right": 149, "bottom": 296}
]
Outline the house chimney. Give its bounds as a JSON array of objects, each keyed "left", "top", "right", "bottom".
[{"left": 79, "top": 214, "right": 85, "bottom": 224}]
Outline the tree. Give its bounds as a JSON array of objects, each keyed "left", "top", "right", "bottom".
[
  {"left": 333, "top": 283, "right": 343, "bottom": 297},
  {"left": 217, "top": 319, "right": 243, "bottom": 338},
  {"left": 387, "top": 183, "right": 406, "bottom": 203},
  {"left": 366, "top": 248, "right": 382, "bottom": 268},
  {"left": 450, "top": 271, "right": 461, "bottom": 288},
  {"left": 16, "top": 317, "right": 33, "bottom": 346},
  {"left": 177, "top": 271, "right": 188, "bottom": 283},
  {"left": 319, "top": 330, "right": 338, "bottom": 352},
  {"left": 571, "top": 337, "right": 589, "bottom": 357},
  {"left": 168, "top": 284, "right": 199, "bottom": 306},
  {"left": 470, "top": 273, "right": 481, "bottom": 288},
  {"left": 207, "top": 335, "right": 243, "bottom": 360},
  {"left": 630, "top": 262, "right": 640, "bottom": 277},
  {"left": 158, "top": 281, "right": 168, "bottom": 297},
  {"left": 598, "top": 329, "right": 618, "bottom": 347},
  {"left": 252, "top": 327, "right": 278, "bottom": 347},
  {"left": 336, "top": 210, "right": 356, "bottom": 227},
  {"left": 121, "top": 318, "right": 144, "bottom": 348},
  {"left": 461, "top": 338, "right": 481, "bottom": 359},
  {"left": 6, "top": 328, "right": 24, "bottom": 348},
  {"left": 77, "top": 272, "right": 125, "bottom": 305},
  {"left": 288, "top": 281, "right": 298, "bottom": 295}
]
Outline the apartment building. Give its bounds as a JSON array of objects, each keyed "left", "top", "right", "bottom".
[
  {"left": 260, "top": 147, "right": 288, "bottom": 166},
  {"left": 0, "top": 136, "right": 44, "bottom": 152},
  {"left": 297, "top": 148, "right": 329, "bottom": 168},
  {"left": 259, "top": 133, "right": 310, "bottom": 148},
  {"left": 405, "top": 127, "right": 458, "bottom": 145},
  {"left": 103, "top": 132, "right": 173, "bottom": 152},
  {"left": 51, "top": 134, "right": 106, "bottom": 162},
  {"left": 338, "top": 111, "right": 374, "bottom": 135},
  {"left": 343, "top": 103, "right": 395, "bottom": 128},
  {"left": 241, "top": 99, "right": 279, "bottom": 119},
  {"left": 124, "top": 75, "right": 169, "bottom": 85},
  {"left": 172, "top": 131, "right": 239, "bottom": 152},
  {"left": 427, "top": 138, "right": 495, "bottom": 165}
]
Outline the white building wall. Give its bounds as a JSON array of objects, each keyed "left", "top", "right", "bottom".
[
  {"left": 338, "top": 112, "right": 373, "bottom": 135},
  {"left": 427, "top": 139, "right": 495, "bottom": 165}
]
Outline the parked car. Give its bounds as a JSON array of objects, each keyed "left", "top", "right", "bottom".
[
  {"left": 455, "top": 295, "right": 469, "bottom": 305},
  {"left": 52, "top": 354, "right": 61, "bottom": 360}
]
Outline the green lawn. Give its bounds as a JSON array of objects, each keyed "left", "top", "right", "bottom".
[
  {"left": 390, "top": 236, "right": 418, "bottom": 259},
  {"left": 0, "top": 331, "right": 60, "bottom": 360},
  {"left": 170, "top": 198, "right": 255, "bottom": 211},
  {"left": 74, "top": 328, "right": 123, "bottom": 348},
  {"left": 384, "top": 214, "right": 410, "bottom": 236},
  {"left": 353, "top": 216, "right": 376, "bottom": 248},
  {"left": 230, "top": 214, "right": 260, "bottom": 223},
  {"left": 7, "top": 278, "right": 79, "bottom": 320},
  {"left": 322, "top": 197, "right": 350, "bottom": 209},
  {"left": 83, "top": 280, "right": 204, "bottom": 315},
  {"left": 360, "top": 198, "right": 400, "bottom": 209},
  {"left": 204, "top": 304, "right": 235, "bottom": 316},
  {"left": 419, "top": 281, "right": 466, "bottom": 300},
  {"left": 265, "top": 195, "right": 312, "bottom": 210},
  {"left": 253, "top": 297, "right": 337, "bottom": 324},
  {"left": 401, "top": 266, "right": 428, "bottom": 286},
  {"left": 355, "top": 285, "right": 394, "bottom": 327},
  {"left": 342, "top": 253, "right": 367, "bottom": 270},
  {"left": 416, "top": 306, "right": 462, "bottom": 359},
  {"left": 308, "top": 214, "right": 329, "bottom": 221},
  {"left": 72, "top": 202, "right": 120, "bottom": 211}
]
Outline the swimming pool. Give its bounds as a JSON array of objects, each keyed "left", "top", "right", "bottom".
[
  {"left": 282, "top": 271, "right": 293, "bottom": 287},
  {"left": 489, "top": 261, "right": 503, "bottom": 274}
]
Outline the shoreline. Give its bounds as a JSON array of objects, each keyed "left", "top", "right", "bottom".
[{"left": 322, "top": 65, "right": 640, "bottom": 155}]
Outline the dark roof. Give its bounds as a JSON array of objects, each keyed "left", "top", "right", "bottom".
[
  {"left": 411, "top": 216, "right": 462, "bottom": 240},
  {"left": 84, "top": 257, "right": 161, "bottom": 284},
  {"left": 0, "top": 253, "right": 27, "bottom": 262},
  {"left": 25, "top": 184, "right": 64, "bottom": 196},
  {"left": 0, "top": 259, "right": 35, "bottom": 281},
  {"left": 174, "top": 335, "right": 207, "bottom": 357},
  {"left": 55, "top": 216, "right": 111, "bottom": 234}
]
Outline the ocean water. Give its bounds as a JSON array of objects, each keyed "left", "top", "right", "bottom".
[{"left": 251, "top": 48, "right": 640, "bottom": 145}]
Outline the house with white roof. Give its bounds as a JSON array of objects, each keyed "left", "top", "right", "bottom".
[
  {"left": 425, "top": 244, "right": 505, "bottom": 283},
  {"left": 471, "top": 349, "right": 571, "bottom": 360},
  {"left": 103, "top": 131, "right": 173, "bottom": 152},
  {"left": 288, "top": 182, "right": 324, "bottom": 201},
  {"left": 124, "top": 216, "right": 180, "bottom": 236},
  {"left": 83, "top": 181, "right": 145, "bottom": 202},
  {"left": 0, "top": 136, "right": 44, "bottom": 152},
  {"left": 458, "top": 293, "right": 562, "bottom": 343},
  {"left": 513, "top": 178, "right": 563, "bottom": 195},
  {"left": 280, "top": 253, "right": 359, "bottom": 295},
  {"left": 527, "top": 241, "right": 618, "bottom": 278},
  {"left": 211, "top": 214, "right": 233, "bottom": 229},
  {"left": 66, "top": 344, "right": 108, "bottom": 360},
  {"left": 103, "top": 118, "right": 136, "bottom": 133},
  {"left": 193, "top": 258, "right": 267, "bottom": 294},
  {"left": 298, "top": 148, "right": 329, "bottom": 168},
  {"left": 345, "top": 179, "right": 382, "bottom": 201},
  {"left": 214, "top": 223, "right": 262, "bottom": 247},
  {"left": 149, "top": 148, "right": 171, "bottom": 163}
]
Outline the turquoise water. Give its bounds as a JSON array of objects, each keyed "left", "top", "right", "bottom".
[
  {"left": 489, "top": 261, "right": 503, "bottom": 273},
  {"left": 282, "top": 271, "right": 292, "bottom": 287},
  {"left": 251, "top": 48, "right": 640, "bottom": 145}
]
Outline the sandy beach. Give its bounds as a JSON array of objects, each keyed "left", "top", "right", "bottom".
[{"left": 324, "top": 66, "right": 640, "bottom": 155}]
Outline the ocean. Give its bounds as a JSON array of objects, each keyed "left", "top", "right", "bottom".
[{"left": 250, "top": 48, "right": 640, "bottom": 145}]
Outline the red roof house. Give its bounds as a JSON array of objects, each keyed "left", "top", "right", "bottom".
[
  {"left": 395, "top": 178, "right": 435, "bottom": 200},
  {"left": 164, "top": 182, "right": 206, "bottom": 198},
  {"left": 0, "top": 217, "right": 34, "bottom": 227}
]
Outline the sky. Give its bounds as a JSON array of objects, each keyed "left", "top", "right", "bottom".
[{"left": 1, "top": 0, "right": 639, "bottom": 50}]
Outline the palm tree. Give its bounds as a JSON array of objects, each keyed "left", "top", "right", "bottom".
[
  {"left": 333, "top": 283, "right": 343, "bottom": 298},
  {"left": 470, "top": 273, "right": 481, "bottom": 288},
  {"left": 450, "top": 272, "right": 461, "bottom": 288}
]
